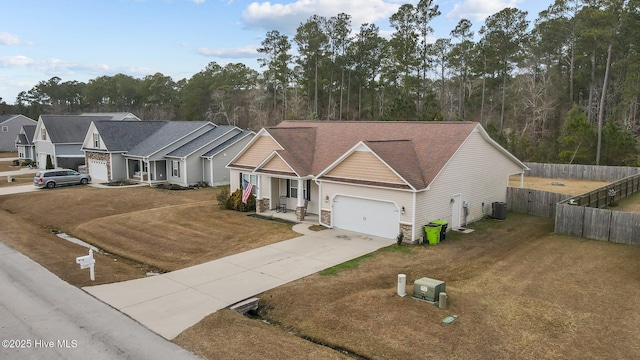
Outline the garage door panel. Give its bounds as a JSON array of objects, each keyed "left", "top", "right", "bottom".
[
  {"left": 89, "top": 160, "right": 108, "bottom": 181},
  {"left": 333, "top": 196, "right": 399, "bottom": 239}
]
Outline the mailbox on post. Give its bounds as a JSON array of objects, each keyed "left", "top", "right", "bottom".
[{"left": 76, "top": 249, "right": 95, "bottom": 281}]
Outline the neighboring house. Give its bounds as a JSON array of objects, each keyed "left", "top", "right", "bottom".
[
  {"left": 82, "top": 121, "right": 253, "bottom": 186},
  {"left": 80, "top": 112, "right": 142, "bottom": 121},
  {"left": 15, "top": 124, "right": 37, "bottom": 162},
  {"left": 33, "top": 115, "right": 113, "bottom": 170},
  {"left": 0, "top": 114, "right": 37, "bottom": 152},
  {"left": 227, "top": 121, "right": 528, "bottom": 242}
]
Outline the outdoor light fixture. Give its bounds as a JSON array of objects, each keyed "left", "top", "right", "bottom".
[
  {"left": 401, "top": 206, "right": 405, "bottom": 214},
  {"left": 325, "top": 195, "right": 329, "bottom": 202}
]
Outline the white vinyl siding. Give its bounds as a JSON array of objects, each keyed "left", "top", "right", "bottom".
[
  {"left": 110, "top": 154, "right": 126, "bottom": 181},
  {"left": 415, "top": 129, "right": 524, "bottom": 231}
]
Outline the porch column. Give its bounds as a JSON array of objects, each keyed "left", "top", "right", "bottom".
[
  {"left": 520, "top": 172, "right": 524, "bottom": 188},
  {"left": 296, "top": 178, "right": 305, "bottom": 221},
  {"left": 256, "top": 175, "right": 262, "bottom": 200},
  {"left": 146, "top": 160, "right": 151, "bottom": 186}
]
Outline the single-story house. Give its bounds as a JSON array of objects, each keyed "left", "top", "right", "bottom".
[
  {"left": 82, "top": 120, "right": 253, "bottom": 186},
  {"left": 0, "top": 114, "right": 37, "bottom": 152},
  {"left": 227, "top": 121, "right": 528, "bottom": 242},
  {"left": 15, "top": 124, "right": 37, "bottom": 162}
]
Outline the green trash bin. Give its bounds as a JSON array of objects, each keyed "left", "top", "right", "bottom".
[
  {"left": 430, "top": 220, "right": 449, "bottom": 241},
  {"left": 424, "top": 224, "right": 441, "bottom": 245}
]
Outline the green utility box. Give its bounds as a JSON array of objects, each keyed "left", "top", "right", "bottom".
[
  {"left": 424, "top": 224, "right": 441, "bottom": 245},
  {"left": 413, "top": 277, "right": 446, "bottom": 302},
  {"left": 429, "top": 219, "right": 449, "bottom": 241}
]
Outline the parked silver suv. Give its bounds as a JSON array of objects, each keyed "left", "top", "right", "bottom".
[{"left": 34, "top": 169, "right": 92, "bottom": 189}]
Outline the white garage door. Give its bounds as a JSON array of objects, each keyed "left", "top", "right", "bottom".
[
  {"left": 88, "top": 159, "right": 108, "bottom": 181},
  {"left": 332, "top": 196, "right": 399, "bottom": 239}
]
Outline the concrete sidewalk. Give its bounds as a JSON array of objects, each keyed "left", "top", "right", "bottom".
[{"left": 84, "top": 225, "right": 393, "bottom": 339}]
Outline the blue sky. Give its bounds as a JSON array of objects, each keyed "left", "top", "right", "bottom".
[{"left": 0, "top": 0, "right": 552, "bottom": 105}]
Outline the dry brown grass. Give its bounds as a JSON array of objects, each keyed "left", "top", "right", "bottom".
[
  {"left": 255, "top": 213, "right": 640, "bottom": 360},
  {"left": 0, "top": 161, "right": 20, "bottom": 172},
  {"left": 0, "top": 186, "right": 297, "bottom": 286},
  {"left": 612, "top": 192, "right": 640, "bottom": 214},
  {"left": 0, "top": 174, "right": 34, "bottom": 187},
  {"left": 173, "top": 310, "right": 349, "bottom": 360},
  {"left": 509, "top": 176, "right": 610, "bottom": 195},
  {"left": 0, "top": 151, "right": 18, "bottom": 158}
]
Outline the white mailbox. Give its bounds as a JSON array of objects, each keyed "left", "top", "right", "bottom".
[{"left": 76, "top": 249, "right": 95, "bottom": 281}]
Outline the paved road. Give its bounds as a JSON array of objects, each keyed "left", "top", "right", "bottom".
[
  {"left": 0, "top": 242, "right": 198, "bottom": 360},
  {"left": 85, "top": 224, "right": 393, "bottom": 339}
]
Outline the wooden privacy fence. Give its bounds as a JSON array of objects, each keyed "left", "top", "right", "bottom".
[
  {"left": 554, "top": 173, "right": 640, "bottom": 246},
  {"left": 524, "top": 162, "right": 640, "bottom": 181},
  {"left": 506, "top": 188, "right": 570, "bottom": 218},
  {"left": 554, "top": 205, "right": 640, "bottom": 245}
]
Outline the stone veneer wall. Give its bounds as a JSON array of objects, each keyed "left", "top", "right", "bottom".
[
  {"left": 400, "top": 223, "right": 413, "bottom": 244},
  {"left": 256, "top": 198, "right": 270, "bottom": 213},
  {"left": 85, "top": 151, "right": 111, "bottom": 182},
  {"left": 296, "top": 206, "right": 305, "bottom": 221},
  {"left": 321, "top": 210, "right": 331, "bottom": 226}
]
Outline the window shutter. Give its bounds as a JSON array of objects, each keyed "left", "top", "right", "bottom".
[
  {"left": 239, "top": 172, "right": 243, "bottom": 189},
  {"left": 286, "top": 179, "right": 290, "bottom": 198},
  {"left": 306, "top": 179, "right": 311, "bottom": 201}
]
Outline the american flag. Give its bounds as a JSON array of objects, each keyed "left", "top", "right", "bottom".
[{"left": 242, "top": 179, "right": 253, "bottom": 204}]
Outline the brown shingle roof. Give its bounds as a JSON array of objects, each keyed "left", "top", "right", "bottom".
[{"left": 267, "top": 121, "right": 481, "bottom": 190}]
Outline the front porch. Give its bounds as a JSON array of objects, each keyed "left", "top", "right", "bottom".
[
  {"left": 256, "top": 208, "right": 319, "bottom": 225},
  {"left": 252, "top": 174, "right": 319, "bottom": 222}
]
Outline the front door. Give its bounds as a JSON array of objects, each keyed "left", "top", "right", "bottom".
[{"left": 451, "top": 193, "right": 461, "bottom": 229}]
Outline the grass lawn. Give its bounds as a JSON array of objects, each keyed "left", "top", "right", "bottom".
[
  {"left": 0, "top": 186, "right": 298, "bottom": 286},
  {"left": 0, "top": 151, "right": 18, "bottom": 158},
  {"left": 0, "top": 173, "right": 34, "bottom": 187},
  {"left": 612, "top": 191, "right": 640, "bottom": 214},
  {"left": 509, "top": 175, "right": 610, "bottom": 195}
]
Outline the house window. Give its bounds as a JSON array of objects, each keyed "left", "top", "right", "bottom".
[
  {"left": 172, "top": 160, "right": 180, "bottom": 177},
  {"left": 241, "top": 173, "right": 257, "bottom": 195},
  {"left": 287, "top": 179, "right": 311, "bottom": 200},
  {"left": 41, "top": 128, "right": 47, "bottom": 140},
  {"left": 93, "top": 133, "right": 100, "bottom": 148},
  {"left": 1, "top": 126, "right": 7, "bottom": 132}
]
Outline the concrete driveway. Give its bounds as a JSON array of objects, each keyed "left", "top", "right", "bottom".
[{"left": 84, "top": 224, "right": 393, "bottom": 340}]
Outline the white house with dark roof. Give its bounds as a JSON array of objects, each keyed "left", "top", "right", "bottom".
[
  {"left": 227, "top": 121, "right": 528, "bottom": 242},
  {"left": 15, "top": 124, "right": 37, "bottom": 161},
  {"left": 33, "top": 115, "right": 114, "bottom": 170},
  {"left": 82, "top": 120, "right": 253, "bottom": 186},
  {"left": 0, "top": 114, "right": 37, "bottom": 152}
]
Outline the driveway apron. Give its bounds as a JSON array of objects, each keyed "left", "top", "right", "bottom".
[{"left": 83, "top": 225, "right": 393, "bottom": 340}]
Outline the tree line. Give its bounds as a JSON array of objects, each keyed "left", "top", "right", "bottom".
[{"left": 0, "top": 0, "right": 638, "bottom": 166}]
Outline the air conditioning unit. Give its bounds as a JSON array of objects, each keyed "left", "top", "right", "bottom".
[
  {"left": 492, "top": 201, "right": 506, "bottom": 220},
  {"left": 412, "top": 277, "right": 446, "bottom": 303}
]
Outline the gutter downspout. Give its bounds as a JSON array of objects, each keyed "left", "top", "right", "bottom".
[{"left": 412, "top": 190, "right": 417, "bottom": 243}]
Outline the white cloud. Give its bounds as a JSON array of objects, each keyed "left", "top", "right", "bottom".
[
  {"left": 0, "top": 55, "right": 35, "bottom": 67},
  {"left": 242, "top": 0, "right": 401, "bottom": 34},
  {"left": 195, "top": 45, "right": 259, "bottom": 59},
  {"left": 0, "top": 32, "right": 31, "bottom": 45},
  {"left": 446, "top": 0, "right": 522, "bottom": 22}
]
